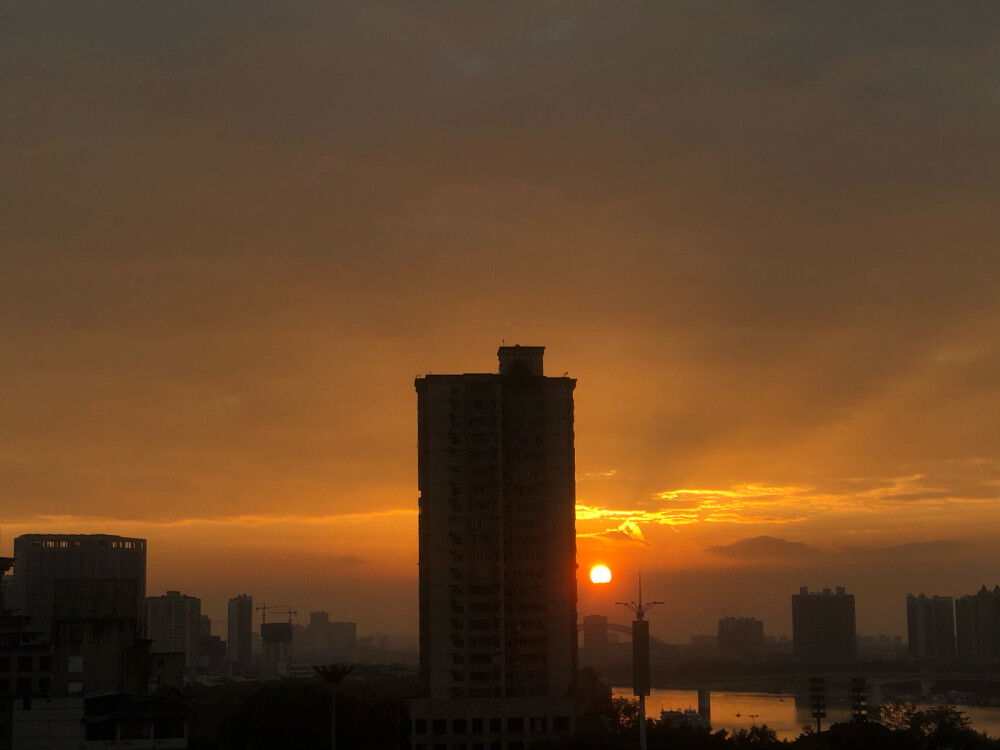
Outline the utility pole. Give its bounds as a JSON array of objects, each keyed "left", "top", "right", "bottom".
[
  {"left": 810, "top": 677, "right": 827, "bottom": 733},
  {"left": 617, "top": 574, "right": 663, "bottom": 750}
]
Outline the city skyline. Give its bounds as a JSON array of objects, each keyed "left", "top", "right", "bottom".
[{"left": 4, "top": 1, "right": 999, "bottom": 642}]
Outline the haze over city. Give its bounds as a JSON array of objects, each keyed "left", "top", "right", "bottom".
[{"left": 3, "top": 0, "right": 999, "bottom": 643}]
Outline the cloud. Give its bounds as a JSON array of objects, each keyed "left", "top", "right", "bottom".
[
  {"left": 706, "top": 535, "right": 821, "bottom": 561},
  {"left": 579, "top": 519, "right": 650, "bottom": 546},
  {"left": 0, "top": 509, "right": 417, "bottom": 530}
]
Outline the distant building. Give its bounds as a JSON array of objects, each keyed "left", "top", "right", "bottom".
[
  {"left": 717, "top": 616, "right": 764, "bottom": 660},
  {"left": 792, "top": 586, "right": 857, "bottom": 661},
  {"left": 582, "top": 614, "right": 609, "bottom": 663},
  {"left": 955, "top": 585, "right": 1000, "bottom": 662},
  {"left": 0, "top": 557, "right": 13, "bottom": 613},
  {"left": 146, "top": 591, "right": 202, "bottom": 671},
  {"left": 329, "top": 621, "right": 357, "bottom": 656},
  {"left": 299, "top": 612, "right": 357, "bottom": 660},
  {"left": 12, "top": 534, "right": 146, "bottom": 635},
  {"left": 410, "top": 346, "right": 577, "bottom": 748},
  {"left": 906, "top": 594, "right": 955, "bottom": 660},
  {"left": 261, "top": 622, "right": 293, "bottom": 677},
  {"left": 227, "top": 594, "right": 253, "bottom": 673}
]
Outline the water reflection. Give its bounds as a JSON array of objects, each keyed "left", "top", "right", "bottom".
[{"left": 613, "top": 688, "right": 1000, "bottom": 742}]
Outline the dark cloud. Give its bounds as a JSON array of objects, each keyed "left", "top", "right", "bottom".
[{"left": 707, "top": 536, "right": 821, "bottom": 561}]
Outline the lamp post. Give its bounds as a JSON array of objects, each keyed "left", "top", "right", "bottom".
[{"left": 617, "top": 574, "right": 662, "bottom": 750}]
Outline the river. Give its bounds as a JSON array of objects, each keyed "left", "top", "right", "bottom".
[{"left": 612, "top": 688, "right": 1000, "bottom": 742}]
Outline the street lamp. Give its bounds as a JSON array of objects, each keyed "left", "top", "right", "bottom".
[{"left": 616, "top": 574, "right": 663, "bottom": 750}]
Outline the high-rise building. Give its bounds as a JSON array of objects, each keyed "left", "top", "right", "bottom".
[
  {"left": 906, "top": 594, "right": 955, "bottom": 660},
  {"left": 582, "top": 614, "right": 609, "bottom": 664},
  {"left": 410, "top": 345, "right": 577, "bottom": 748},
  {"left": 792, "top": 586, "right": 857, "bottom": 661},
  {"left": 146, "top": 590, "right": 202, "bottom": 670},
  {"left": 227, "top": 594, "right": 254, "bottom": 673},
  {"left": 955, "top": 585, "right": 1000, "bottom": 661},
  {"left": 718, "top": 616, "right": 765, "bottom": 660},
  {"left": 12, "top": 534, "right": 146, "bottom": 634}
]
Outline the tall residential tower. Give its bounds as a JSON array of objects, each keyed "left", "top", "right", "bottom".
[
  {"left": 227, "top": 594, "right": 254, "bottom": 674},
  {"left": 792, "top": 586, "right": 857, "bottom": 661},
  {"left": 411, "top": 345, "right": 577, "bottom": 749}
]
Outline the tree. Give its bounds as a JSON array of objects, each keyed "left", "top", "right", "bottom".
[
  {"left": 879, "top": 701, "right": 922, "bottom": 734},
  {"left": 729, "top": 724, "right": 781, "bottom": 748}
]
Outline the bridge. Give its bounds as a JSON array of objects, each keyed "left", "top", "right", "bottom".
[{"left": 577, "top": 621, "right": 669, "bottom": 647}]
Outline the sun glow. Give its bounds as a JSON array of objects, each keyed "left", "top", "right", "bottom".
[{"left": 590, "top": 565, "right": 612, "bottom": 584}]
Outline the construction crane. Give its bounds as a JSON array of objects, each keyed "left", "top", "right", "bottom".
[{"left": 255, "top": 602, "right": 297, "bottom": 625}]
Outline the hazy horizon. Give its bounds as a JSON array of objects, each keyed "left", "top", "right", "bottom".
[{"left": 4, "top": 0, "right": 999, "bottom": 643}]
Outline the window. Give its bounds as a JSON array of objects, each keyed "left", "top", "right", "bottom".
[
  {"left": 452, "top": 718, "right": 467, "bottom": 734},
  {"left": 472, "top": 718, "right": 484, "bottom": 733},
  {"left": 432, "top": 719, "right": 446, "bottom": 734},
  {"left": 530, "top": 717, "right": 548, "bottom": 732},
  {"left": 415, "top": 719, "right": 428, "bottom": 734},
  {"left": 554, "top": 716, "right": 570, "bottom": 732},
  {"left": 507, "top": 717, "right": 524, "bottom": 733},
  {"left": 488, "top": 718, "right": 501, "bottom": 733}
]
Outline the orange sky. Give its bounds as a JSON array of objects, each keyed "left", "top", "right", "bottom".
[{"left": 2, "top": 0, "right": 999, "bottom": 641}]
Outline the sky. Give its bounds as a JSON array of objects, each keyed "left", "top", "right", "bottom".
[{"left": 2, "top": 0, "right": 999, "bottom": 642}]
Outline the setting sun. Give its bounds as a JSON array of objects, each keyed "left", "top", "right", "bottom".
[{"left": 590, "top": 565, "right": 612, "bottom": 584}]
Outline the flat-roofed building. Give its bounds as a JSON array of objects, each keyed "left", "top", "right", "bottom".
[
  {"left": 410, "top": 345, "right": 577, "bottom": 749},
  {"left": 906, "top": 594, "right": 955, "bottom": 660},
  {"left": 146, "top": 591, "right": 202, "bottom": 671},
  {"left": 12, "top": 534, "right": 146, "bottom": 635},
  {"left": 792, "top": 586, "right": 857, "bottom": 662}
]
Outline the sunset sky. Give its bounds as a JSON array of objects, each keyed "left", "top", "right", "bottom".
[{"left": 3, "top": 1, "right": 999, "bottom": 642}]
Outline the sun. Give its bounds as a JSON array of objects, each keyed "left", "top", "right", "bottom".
[{"left": 590, "top": 565, "right": 612, "bottom": 584}]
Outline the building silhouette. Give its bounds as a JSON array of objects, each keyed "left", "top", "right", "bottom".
[
  {"left": 301, "top": 612, "right": 357, "bottom": 659},
  {"left": 410, "top": 345, "right": 577, "bottom": 748},
  {"left": 717, "top": 616, "right": 764, "bottom": 660},
  {"left": 792, "top": 586, "right": 857, "bottom": 661},
  {"left": 582, "top": 614, "right": 609, "bottom": 664},
  {"left": 955, "top": 585, "right": 1000, "bottom": 662},
  {"left": 906, "top": 594, "right": 955, "bottom": 660},
  {"left": 227, "top": 594, "right": 254, "bottom": 674},
  {"left": 52, "top": 578, "right": 149, "bottom": 696},
  {"left": 261, "top": 622, "right": 293, "bottom": 677},
  {"left": 146, "top": 590, "right": 202, "bottom": 671},
  {"left": 12, "top": 534, "right": 146, "bottom": 635}
]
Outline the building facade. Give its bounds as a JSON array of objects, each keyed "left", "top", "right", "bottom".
[
  {"left": 906, "top": 594, "right": 955, "bottom": 660},
  {"left": 227, "top": 594, "right": 253, "bottom": 674},
  {"left": 717, "top": 616, "right": 765, "bottom": 660},
  {"left": 146, "top": 591, "right": 202, "bottom": 671},
  {"left": 411, "top": 346, "right": 577, "bottom": 749},
  {"left": 955, "top": 585, "right": 1000, "bottom": 662},
  {"left": 12, "top": 535, "right": 146, "bottom": 635},
  {"left": 792, "top": 586, "right": 857, "bottom": 661}
]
